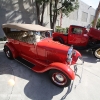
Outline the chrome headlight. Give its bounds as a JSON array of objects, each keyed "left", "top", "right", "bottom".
[
  {"left": 76, "top": 56, "right": 84, "bottom": 65},
  {"left": 67, "top": 45, "right": 76, "bottom": 64}
]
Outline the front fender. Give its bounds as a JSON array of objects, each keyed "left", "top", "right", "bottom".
[
  {"left": 48, "top": 62, "right": 75, "bottom": 80},
  {"left": 4, "top": 42, "right": 18, "bottom": 58}
]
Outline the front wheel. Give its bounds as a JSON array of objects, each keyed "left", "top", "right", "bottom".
[
  {"left": 49, "top": 69, "right": 71, "bottom": 87},
  {"left": 93, "top": 47, "right": 100, "bottom": 59},
  {"left": 4, "top": 46, "right": 13, "bottom": 59}
]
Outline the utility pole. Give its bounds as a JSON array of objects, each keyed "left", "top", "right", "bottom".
[{"left": 92, "top": 2, "right": 100, "bottom": 28}]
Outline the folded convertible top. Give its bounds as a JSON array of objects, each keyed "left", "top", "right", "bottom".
[{"left": 2, "top": 23, "right": 53, "bottom": 31}]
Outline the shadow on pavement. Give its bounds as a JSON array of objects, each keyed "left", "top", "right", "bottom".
[
  {"left": 24, "top": 72, "right": 63, "bottom": 100},
  {"left": 79, "top": 50, "right": 100, "bottom": 63},
  {"left": 60, "top": 81, "right": 74, "bottom": 100}
]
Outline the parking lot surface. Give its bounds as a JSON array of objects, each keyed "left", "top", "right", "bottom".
[{"left": 0, "top": 42, "right": 100, "bottom": 100}]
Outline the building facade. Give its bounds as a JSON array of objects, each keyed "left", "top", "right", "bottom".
[
  {"left": 58, "top": 0, "right": 95, "bottom": 28},
  {"left": 0, "top": 0, "right": 96, "bottom": 37}
]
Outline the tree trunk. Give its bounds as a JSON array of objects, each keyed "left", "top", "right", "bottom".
[
  {"left": 92, "top": 2, "right": 100, "bottom": 28},
  {"left": 40, "top": 2, "right": 45, "bottom": 25},
  {"left": 35, "top": 1, "right": 46, "bottom": 25},
  {"left": 49, "top": 0, "right": 58, "bottom": 31},
  {"left": 35, "top": 1, "right": 40, "bottom": 25},
  {"left": 50, "top": 0, "right": 53, "bottom": 29}
]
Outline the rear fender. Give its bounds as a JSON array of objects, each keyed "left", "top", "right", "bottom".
[
  {"left": 48, "top": 62, "right": 75, "bottom": 80},
  {"left": 4, "top": 42, "right": 18, "bottom": 58}
]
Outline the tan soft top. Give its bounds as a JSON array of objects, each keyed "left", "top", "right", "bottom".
[{"left": 2, "top": 23, "right": 53, "bottom": 31}]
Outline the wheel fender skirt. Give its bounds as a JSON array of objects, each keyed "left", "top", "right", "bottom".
[
  {"left": 5, "top": 43, "right": 18, "bottom": 58},
  {"left": 48, "top": 62, "right": 75, "bottom": 80}
]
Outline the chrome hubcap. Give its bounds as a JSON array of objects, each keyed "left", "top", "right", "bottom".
[
  {"left": 95, "top": 48, "right": 100, "bottom": 58},
  {"left": 6, "top": 50, "right": 10, "bottom": 57},
  {"left": 97, "top": 50, "right": 100, "bottom": 55},
  {"left": 52, "top": 73, "right": 67, "bottom": 85}
]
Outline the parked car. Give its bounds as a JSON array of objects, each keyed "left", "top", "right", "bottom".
[
  {"left": 53, "top": 25, "right": 100, "bottom": 59},
  {"left": 2, "top": 23, "right": 83, "bottom": 87}
]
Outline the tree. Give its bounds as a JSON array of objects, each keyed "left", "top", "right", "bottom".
[
  {"left": 92, "top": 2, "right": 100, "bottom": 28},
  {"left": 35, "top": 0, "right": 79, "bottom": 30},
  {"left": 49, "top": 0, "right": 79, "bottom": 30},
  {"left": 35, "top": 0, "right": 49, "bottom": 25},
  {"left": 96, "top": 18, "right": 100, "bottom": 29},
  {"left": 92, "top": 18, "right": 100, "bottom": 29}
]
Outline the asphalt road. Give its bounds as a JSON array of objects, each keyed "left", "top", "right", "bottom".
[{"left": 0, "top": 42, "right": 100, "bottom": 100}]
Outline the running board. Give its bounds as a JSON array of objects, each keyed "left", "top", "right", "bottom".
[{"left": 15, "top": 57, "right": 35, "bottom": 69}]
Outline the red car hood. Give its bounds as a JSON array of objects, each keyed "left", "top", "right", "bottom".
[
  {"left": 37, "top": 38, "right": 69, "bottom": 53},
  {"left": 37, "top": 38, "right": 82, "bottom": 64}
]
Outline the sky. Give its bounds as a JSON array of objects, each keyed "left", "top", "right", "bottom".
[{"left": 81, "top": 0, "right": 99, "bottom": 9}]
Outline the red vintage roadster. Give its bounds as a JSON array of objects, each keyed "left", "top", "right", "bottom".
[{"left": 2, "top": 23, "right": 83, "bottom": 87}]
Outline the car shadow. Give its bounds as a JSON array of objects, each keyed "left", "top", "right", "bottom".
[
  {"left": 60, "top": 81, "right": 74, "bottom": 100},
  {"left": 24, "top": 72, "right": 63, "bottom": 100},
  {"left": 78, "top": 50, "right": 100, "bottom": 63}
]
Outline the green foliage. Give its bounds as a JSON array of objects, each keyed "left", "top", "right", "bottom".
[
  {"left": 35, "top": 0, "right": 79, "bottom": 29},
  {"left": 66, "top": 27, "right": 69, "bottom": 33},
  {"left": 35, "top": 0, "right": 79, "bottom": 18},
  {"left": 56, "top": 26, "right": 61, "bottom": 28},
  {"left": 61, "top": 0, "right": 79, "bottom": 16},
  {"left": 96, "top": 18, "right": 100, "bottom": 29},
  {"left": 53, "top": 0, "right": 79, "bottom": 17},
  {"left": 55, "top": 26, "right": 69, "bottom": 34},
  {"left": 91, "top": 18, "right": 100, "bottom": 29}
]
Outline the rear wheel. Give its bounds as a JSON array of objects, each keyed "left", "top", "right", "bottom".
[
  {"left": 49, "top": 69, "right": 71, "bottom": 87},
  {"left": 4, "top": 46, "right": 13, "bottom": 59},
  {"left": 93, "top": 47, "right": 100, "bottom": 59}
]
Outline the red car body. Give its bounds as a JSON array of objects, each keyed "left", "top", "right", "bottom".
[
  {"left": 2, "top": 23, "right": 83, "bottom": 87},
  {"left": 53, "top": 25, "right": 100, "bottom": 59},
  {"left": 53, "top": 25, "right": 88, "bottom": 47}
]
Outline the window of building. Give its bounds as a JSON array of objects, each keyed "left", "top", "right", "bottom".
[
  {"left": 90, "top": 15, "right": 94, "bottom": 23},
  {"left": 81, "top": 12, "right": 88, "bottom": 22}
]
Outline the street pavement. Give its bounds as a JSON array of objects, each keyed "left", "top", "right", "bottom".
[{"left": 0, "top": 42, "right": 100, "bottom": 100}]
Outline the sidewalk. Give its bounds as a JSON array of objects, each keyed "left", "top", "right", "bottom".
[
  {"left": 0, "top": 41, "right": 7, "bottom": 44},
  {"left": 0, "top": 41, "right": 6, "bottom": 50}
]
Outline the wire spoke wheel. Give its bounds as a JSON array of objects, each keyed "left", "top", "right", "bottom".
[
  {"left": 6, "top": 50, "right": 10, "bottom": 58},
  {"left": 4, "top": 46, "right": 13, "bottom": 59},
  {"left": 94, "top": 48, "right": 100, "bottom": 59}
]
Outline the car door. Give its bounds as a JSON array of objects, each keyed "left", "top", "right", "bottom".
[
  {"left": 68, "top": 27, "right": 88, "bottom": 47},
  {"left": 19, "top": 34, "right": 37, "bottom": 62}
]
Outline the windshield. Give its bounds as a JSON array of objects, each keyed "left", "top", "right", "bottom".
[
  {"left": 40, "top": 31, "right": 51, "bottom": 39},
  {"left": 33, "top": 31, "right": 51, "bottom": 42}
]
